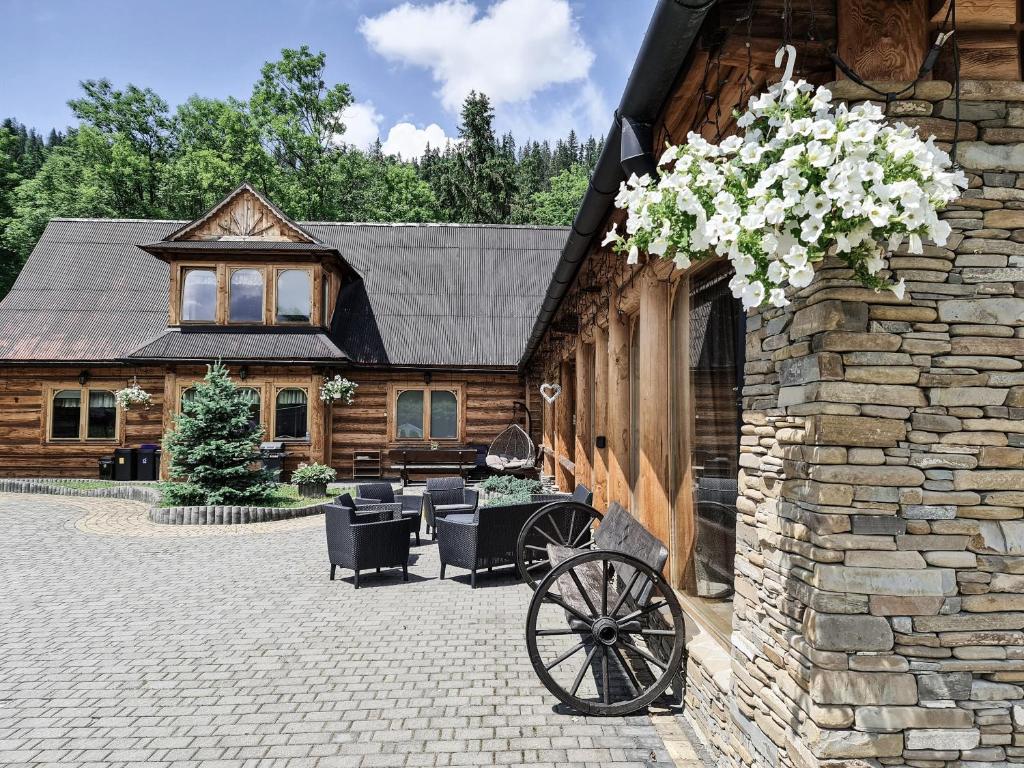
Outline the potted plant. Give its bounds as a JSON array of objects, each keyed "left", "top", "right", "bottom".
[{"left": 292, "top": 461, "right": 336, "bottom": 498}]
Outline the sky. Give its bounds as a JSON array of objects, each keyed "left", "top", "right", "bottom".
[{"left": 1, "top": 0, "right": 658, "bottom": 159}]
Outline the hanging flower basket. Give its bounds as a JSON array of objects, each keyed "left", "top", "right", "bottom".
[
  {"left": 319, "top": 375, "right": 358, "bottom": 404},
  {"left": 604, "top": 79, "right": 968, "bottom": 309},
  {"left": 114, "top": 380, "right": 152, "bottom": 411}
]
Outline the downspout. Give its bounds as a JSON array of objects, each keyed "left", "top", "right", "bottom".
[{"left": 518, "top": 0, "right": 715, "bottom": 370}]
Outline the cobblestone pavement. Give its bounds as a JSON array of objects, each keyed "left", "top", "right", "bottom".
[{"left": 0, "top": 494, "right": 708, "bottom": 768}]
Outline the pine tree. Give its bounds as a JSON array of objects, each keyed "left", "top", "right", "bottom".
[{"left": 162, "top": 362, "right": 275, "bottom": 505}]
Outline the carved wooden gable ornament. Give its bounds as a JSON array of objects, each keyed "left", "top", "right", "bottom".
[{"left": 165, "top": 182, "right": 316, "bottom": 244}]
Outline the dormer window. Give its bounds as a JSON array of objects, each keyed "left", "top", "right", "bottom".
[
  {"left": 182, "top": 269, "right": 217, "bottom": 322},
  {"left": 229, "top": 269, "right": 264, "bottom": 323},
  {"left": 276, "top": 269, "right": 312, "bottom": 323}
]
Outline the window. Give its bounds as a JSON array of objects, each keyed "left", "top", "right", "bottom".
[
  {"left": 51, "top": 390, "right": 81, "bottom": 439},
  {"left": 180, "top": 387, "right": 196, "bottom": 410},
  {"left": 322, "top": 273, "right": 331, "bottom": 326},
  {"left": 276, "top": 269, "right": 311, "bottom": 322},
  {"left": 238, "top": 386, "right": 261, "bottom": 429},
  {"left": 274, "top": 388, "right": 308, "bottom": 440},
  {"left": 392, "top": 387, "right": 462, "bottom": 442},
  {"left": 87, "top": 390, "right": 117, "bottom": 439},
  {"left": 49, "top": 387, "right": 117, "bottom": 441},
  {"left": 229, "top": 269, "right": 264, "bottom": 323},
  {"left": 181, "top": 268, "right": 217, "bottom": 322}
]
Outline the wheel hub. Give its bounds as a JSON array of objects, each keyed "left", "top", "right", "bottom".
[{"left": 591, "top": 617, "right": 618, "bottom": 646}]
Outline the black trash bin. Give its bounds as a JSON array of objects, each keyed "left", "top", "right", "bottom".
[
  {"left": 136, "top": 444, "right": 161, "bottom": 481},
  {"left": 113, "top": 447, "right": 136, "bottom": 481},
  {"left": 260, "top": 441, "right": 286, "bottom": 481},
  {"left": 98, "top": 456, "right": 114, "bottom": 480}
]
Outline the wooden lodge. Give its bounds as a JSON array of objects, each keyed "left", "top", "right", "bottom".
[
  {"left": 0, "top": 183, "right": 561, "bottom": 479},
  {"left": 520, "top": 0, "right": 1024, "bottom": 766}
]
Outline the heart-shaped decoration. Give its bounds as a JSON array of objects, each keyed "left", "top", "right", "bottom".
[{"left": 540, "top": 383, "right": 562, "bottom": 403}]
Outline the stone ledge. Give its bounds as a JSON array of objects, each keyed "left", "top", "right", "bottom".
[{"left": 0, "top": 478, "right": 161, "bottom": 504}]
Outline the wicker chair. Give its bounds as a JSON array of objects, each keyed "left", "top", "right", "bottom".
[
  {"left": 325, "top": 501, "right": 410, "bottom": 588},
  {"left": 435, "top": 500, "right": 547, "bottom": 588},
  {"left": 422, "top": 477, "right": 479, "bottom": 540},
  {"left": 530, "top": 483, "right": 593, "bottom": 506},
  {"left": 355, "top": 482, "right": 423, "bottom": 545}
]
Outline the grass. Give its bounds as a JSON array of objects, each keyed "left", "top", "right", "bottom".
[
  {"left": 52, "top": 479, "right": 125, "bottom": 490},
  {"left": 157, "top": 483, "right": 355, "bottom": 508}
]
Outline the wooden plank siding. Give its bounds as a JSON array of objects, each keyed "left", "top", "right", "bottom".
[{"left": 0, "top": 364, "right": 529, "bottom": 479}]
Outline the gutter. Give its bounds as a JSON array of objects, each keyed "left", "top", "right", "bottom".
[{"left": 518, "top": 0, "right": 715, "bottom": 370}]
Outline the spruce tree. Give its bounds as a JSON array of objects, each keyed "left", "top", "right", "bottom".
[{"left": 162, "top": 362, "right": 275, "bottom": 505}]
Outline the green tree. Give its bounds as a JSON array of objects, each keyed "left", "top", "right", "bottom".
[
  {"left": 68, "top": 79, "right": 175, "bottom": 208},
  {"left": 250, "top": 46, "right": 352, "bottom": 219},
  {"left": 162, "top": 362, "right": 275, "bottom": 506},
  {"left": 526, "top": 164, "right": 590, "bottom": 226}
]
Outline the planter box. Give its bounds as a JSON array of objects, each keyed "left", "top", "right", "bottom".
[{"left": 297, "top": 481, "right": 328, "bottom": 498}]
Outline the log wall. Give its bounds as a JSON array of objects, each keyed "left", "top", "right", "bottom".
[{"left": 0, "top": 364, "right": 527, "bottom": 480}]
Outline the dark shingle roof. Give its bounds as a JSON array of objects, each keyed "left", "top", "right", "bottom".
[
  {"left": 0, "top": 218, "right": 565, "bottom": 367},
  {"left": 130, "top": 329, "right": 346, "bottom": 361}
]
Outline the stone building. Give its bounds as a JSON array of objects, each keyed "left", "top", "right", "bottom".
[{"left": 523, "top": 0, "right": 1024, "bottom": 765}]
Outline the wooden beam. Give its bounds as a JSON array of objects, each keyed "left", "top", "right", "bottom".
[
  {"left": 574, "top": 342, "right": 594, "bottom": 493},
  {"left": 160, "top": 369, "right": 176, "bottom": 480},
  {"left": 837, "top": 0, "right": 929, "bottom": 81},
  {"left": 636, "top": 271, "right": 672, "bottom": 561},
  {"left": 309, "top": 374, "right": 326, "bottom": 466},
  {"left": 606, "top": 286, "right": 631, "bottom": 508},
  {"left": 669, "top": 284, "right": 696, "bottom": 593},
  {"left": 931, "top": 0, "right": 1017, "bottom": 27},
  {"left": 554, "top": 359, "right": 575, "bottom": 492},
  {"left": 542, "top": 377, "right": 556, "bottom": 479},
  {"left": 592, "top": 325, "right": 609, "bottom": 512},
  {"left": 937, "top": 30, "right": 1021, "bottom": 81}
]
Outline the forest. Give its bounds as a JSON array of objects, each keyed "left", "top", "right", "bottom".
[{"left": 0, "top": 46, "right": 601, "bottom": 298}]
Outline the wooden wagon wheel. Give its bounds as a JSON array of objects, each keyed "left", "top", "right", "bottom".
[
  {"left": 525, "top": 550, "right": 686, "bottom": 716},
  {"left": 516, "top": 501, "right": 603, "bottom": 589}
]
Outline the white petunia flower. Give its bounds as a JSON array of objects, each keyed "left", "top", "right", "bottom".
[{"left": 601, "top": 224, "right": 620, "bottom": 247}]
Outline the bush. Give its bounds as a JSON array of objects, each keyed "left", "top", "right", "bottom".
[
  {"left": 480, "top": 475, "right": 543, "bottom": 506},
  {"left": 292, "top": 462, "right": 337, "bottom": 485},
  {"left": 161, "top": 362, "right": 275, "bottom": 506}
]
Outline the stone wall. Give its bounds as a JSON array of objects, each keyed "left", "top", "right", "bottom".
[{"left": 689, "top": 81, "right": 1024, "bottom": 768}]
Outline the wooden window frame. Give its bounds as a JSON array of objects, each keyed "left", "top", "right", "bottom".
[
  {"left": 44, "top": 385, "right": 121, "bottom": 444},
  {"left": 227, "top": 267, "right": 267, "bottom": 325},
  {"left": 179, "top": 266, "right": 219, "bottom": 325},
  {"left": 388, "top": 384, "right": 465, "bottom": 444},
  {"left": 176, "top": 379, "right": 311, "bottom": 444},
  {"left": 271, "top": 385, "right": 311, "bottom": 442},
  {"left": 273, "top": 267, "right": 314, "bottom": 326},
  {"left": 171, "top": 263, "right": 329, "bottom": 328}
]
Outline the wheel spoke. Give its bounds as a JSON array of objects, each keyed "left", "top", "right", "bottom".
[
  {"left": 568, "top": 509, "right": 578, "bottom": 544},
  {"left": 545, "top": 640, "right": 586, "bottom": 671},
  {"left": 601, "top": 559, "right": 609, "bottom": 615},
  {"left": 638, "top": 628, "right": 677, "bottom": 637},
  {"left": 618, "top": 638, "right": 669, "bottom": 671},
  {"left": 570, "top": 644, "right": 599, "bottom": 697},
  {"left": 601, "top": 647, "right": 610, "bottom": 704},
  {"left": 547, "top": 515, "right": 566, "bottom": 545},
  {"left": 617, "top": 599, "right": 667, "bottom": 626},
  {"left": 568, "top": 568, "right": 599, "bottom": 617},
  {"left": 542, "top": 593, "right": 595, "bottom": 627},
  {"left": 527, "top": 560, "right": 548, "bottom": 572},
  {"left": 610, "top": 644, "right": 641, "bottom": 698},
  {"left": 525, "top": 544, "right": 547, "bottom": 553},
  {"left": 610, "top": 570, "right": 643, "bottom": 618},
  {"left": 534, "top": 526, "right": 562, "bottom": 548},
  {"left": 569, "top": 524, "right": 594, "bottom": 549},
  {"left": 535, "top": 628, "right": 579, "bottom": 636}
]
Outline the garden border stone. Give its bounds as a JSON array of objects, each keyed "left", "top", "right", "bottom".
[{"left": 0, "top": 478, "right": 328, "bottom": 525}]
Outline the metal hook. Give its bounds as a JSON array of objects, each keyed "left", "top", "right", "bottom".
[{"left": 774, "top": 44, "right": 797, "bottom": 89}]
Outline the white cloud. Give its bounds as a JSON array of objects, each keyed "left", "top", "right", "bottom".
[
  {"left": 381, "top": 122, "right": 457, "bottom": 159},
  {"left": 499, "top": 80, "right": 609, "bottom": 144},
  {"left": 359, "top": 0, "right": 595, "bottom": 112},
  {"left": 337, "top": 102, "right": 384, "bottom": 149}
]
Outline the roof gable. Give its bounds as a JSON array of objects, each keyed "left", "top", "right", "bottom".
[{"left": 163, "top": 182, "right": 317, "bottom": 244}]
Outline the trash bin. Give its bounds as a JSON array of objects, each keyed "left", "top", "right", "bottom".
[
  {"left": 98, "top": 456, "right": 114, "bottom": 480},
  {"left": 136, "top": 444, "right": 161, "bottom": 481},
  {"left": 113, "top": 448, "right": 136, "bottom": 481},
  {"left": 260, "top": 441, "right": 286, "bottom": 481}
]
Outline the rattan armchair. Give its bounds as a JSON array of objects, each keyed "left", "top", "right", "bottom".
[
  {"left": 422, "top": 477, "right": 479, "bottom": 540},
  {"left": 355, "top": 482, "right": 423, "bottom": 545},
  {"left": 435, "top": 500, "right": 544, "bottom": 588},
  {"left": 325, "top": 501, "right": 410, "bottom": 588}
]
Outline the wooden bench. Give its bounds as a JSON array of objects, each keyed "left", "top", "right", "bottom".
[
  {"left": 520, "top": 501, "right": 685, "bottom": 716},
  {"left": 388, "top": 448, "right": 477, "bottom": 485}
]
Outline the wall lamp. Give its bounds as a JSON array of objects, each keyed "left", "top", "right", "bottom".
[
  {"left": 239, "top": 365, "right": 249, "bottom": 381},
  {"left": 78, "top": 370, "right": 89, "bottom": 386}
]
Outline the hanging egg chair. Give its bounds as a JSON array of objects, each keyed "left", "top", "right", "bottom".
[{"left": 486, "top": 403, "right": 536, "bottom": 471}]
